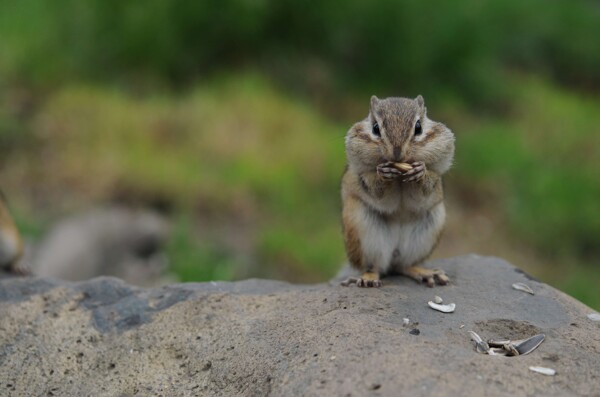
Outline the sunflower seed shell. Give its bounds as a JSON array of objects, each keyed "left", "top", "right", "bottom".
[
  {"left": 428, "top": 301, "right": 455, "bottom": 313},
  {"left": 587, "top": 313, "right": 600, "bottom": 321},
  {"left": 512, "top": 282, "right": 535, "bottom": 295},
  {"left": 529, "top": 366, "right": 556, "bottom": 376},
  {"left": 393, "top": 163, "right": 413, "bottom": 172}
]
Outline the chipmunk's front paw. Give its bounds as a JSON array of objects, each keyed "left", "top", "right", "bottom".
[
  {"left": 402, "top": 161, "right": 426, "bottom": 182},
  {"left": 377, "top": 162, "right": 402, "bottom": 180}
]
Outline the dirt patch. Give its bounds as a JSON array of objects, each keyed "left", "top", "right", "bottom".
[{"left": 475, "top": 319, "right": 542, "bottom": 341}]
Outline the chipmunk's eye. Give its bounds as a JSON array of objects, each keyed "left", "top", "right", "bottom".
[
  {"left": 415, "top": 120, "right": 422, "bottom": 136},
  {"left": 372, "top": 122, "right": 381, "bottom": 137}
]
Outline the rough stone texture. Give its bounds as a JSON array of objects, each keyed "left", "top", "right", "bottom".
[{"left": 1, "top": 255, "right": 599, "bottom": 397}]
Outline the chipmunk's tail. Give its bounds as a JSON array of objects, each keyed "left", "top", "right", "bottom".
[{"left": 0, "top": 189, "right": 28, "bottom": 275}]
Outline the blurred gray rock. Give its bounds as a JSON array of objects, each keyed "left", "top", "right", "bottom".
[
  {"left": 32, "top": 206, "right": 171, "bottom": 286},
  {"left": 1, "top": 255, "right": 598, "bottom": 396}
]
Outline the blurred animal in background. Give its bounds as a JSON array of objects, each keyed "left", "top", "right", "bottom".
[
  {"left": 31, "top": 206, "right": 172, "bottom": 287},
  {"left": 0, "top": 191, "right": 27, "bottom": 275}
]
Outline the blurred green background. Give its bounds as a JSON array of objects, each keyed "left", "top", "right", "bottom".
[{"left": 0, "top": 0, "right": 598, "bottom": 308}]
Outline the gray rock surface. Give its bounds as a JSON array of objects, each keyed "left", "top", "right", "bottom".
[{"left": 1, "top": 255, "right": 599, "bottom": 397}]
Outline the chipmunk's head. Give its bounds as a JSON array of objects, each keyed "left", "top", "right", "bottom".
[{"left": 345, "top": 95, "right": 454, "bottom": 174}]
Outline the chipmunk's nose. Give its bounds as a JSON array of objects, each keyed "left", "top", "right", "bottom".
[{"left": 393, "top": 147, "right": 403, "bottom": 162}]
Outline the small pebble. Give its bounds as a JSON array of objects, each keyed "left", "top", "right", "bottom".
[
  {"left": 409, "top": 328, "right": 420, "bottom": 335},
  {"left": 402, "top": 318, "right": 410, "bottom": 326},
  {"left": 434, "top": 296, "right": 443, "bottom": 304}
]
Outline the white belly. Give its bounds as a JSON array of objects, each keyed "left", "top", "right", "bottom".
[{"left": 359, "top": 203, "right": 445, "bottom": 273}]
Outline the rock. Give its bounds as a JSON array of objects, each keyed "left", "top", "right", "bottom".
[{"left": 1, "top": 255, "right": 598, "bottom": 396}]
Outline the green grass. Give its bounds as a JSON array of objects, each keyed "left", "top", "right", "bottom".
[
  {"left": 553, "top": 264, "right": 600, "bottom": 309},
  {"left": 166, "top": 216, "right": 236, "bottom": 282},
  {"left": 456, "top": 77, "right": 600, "bottom": 259}
]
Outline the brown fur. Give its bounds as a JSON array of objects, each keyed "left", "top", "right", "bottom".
[
  {"left": 414, "top": 123, "right": 443, "bottom": 148},
  {"left": 341, "top": 181, "right": 363, "bottom": 270}
]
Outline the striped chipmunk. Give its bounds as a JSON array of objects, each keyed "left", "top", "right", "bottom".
[{"left": 340, "top": 95, "right": 455, "bottom": 288}]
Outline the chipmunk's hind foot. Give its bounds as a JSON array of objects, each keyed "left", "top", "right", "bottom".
[
  {"left": 11, "top": 262, "right": 31, "bottom": 276},
  {"left": 2, "top": 261, "right": 30, "bottom": 276},
  {"left": 340, "top": 271, "right": 382, "bottom": 288},
  {"left": 401, "top": 266, "right": 449, "bottom": 288}
]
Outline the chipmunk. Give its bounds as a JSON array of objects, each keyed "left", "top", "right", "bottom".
[
  {"left": 340, "top": 95, "right": 454, "bottom": 288},
  {"left": 0, "top": 190, "right": 25, "bottom": 274}
]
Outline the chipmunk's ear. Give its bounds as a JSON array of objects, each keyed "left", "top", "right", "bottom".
[
  {"left": 415, "top": 95, "right": 424, "bottom": 108},
  {"left": 370, "top": 95, "right": 380, "bottom": 110}
]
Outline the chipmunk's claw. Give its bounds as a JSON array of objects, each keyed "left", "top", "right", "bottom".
[
  {"left": 356, "top": 278, "right": 382, "bottom": 288},
  {"left": 340, "top": 272, "right": 382, "bottom": 288},
  {"left": 11, "top": 262, "right": 31, "bottom": 276},
  {"left": 402, "top": 161, "right": 426, "bottom": 182},
  {"left": 377, "top": 162, "right": 402, "bottom": 180}
]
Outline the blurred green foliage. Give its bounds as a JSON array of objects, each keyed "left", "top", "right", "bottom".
[
  {"left": 1, "top": 0, "right": 599, "bottom": 101},
  {"left": 0, "top": 1, "right": 598, "bottom": 307},
  {"left": 458, "top": 78, "right": 600, "bottom": 259},
  {"left": 166, "top": 216, "right": 236, "bottom": 282}
]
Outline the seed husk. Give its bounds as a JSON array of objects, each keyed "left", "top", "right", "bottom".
[
  {"left": 469, "top": 331, "right": 490, "bottom": 354},
  {"left": 488, "top": 347, "right": 509, "bottom": 356},
  {"left": 469, "top": 331, "right": 484, "bottom": 343},
  {"left": 475, "top": 333, "right": 545, "bottom": 356},
  {"left": 393, "top": 162, "right": 413, "bottom": 172},
  {"left": 513, "top": 334, "right": 545, "bottom": 356},
  {"left": 488, "top": 339, "right": 512, "bottom": 348},
  {"left": 587, "top": 313, "right": 600, "bottom": 321},
  {"left": 487, "top": 334, "right": 545, "bottom": 356},
  {"left": 503, "top": 344, "right": 520, "bottom": 356},
  {"left": 512, "top": 282, "right": 535, "bottom": 295},
  {"left": 529, "top": 366, "right": 556, "bottom": 376},
  {"left": 428, "top": 301, "right": 455, "bottom": 313}
]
